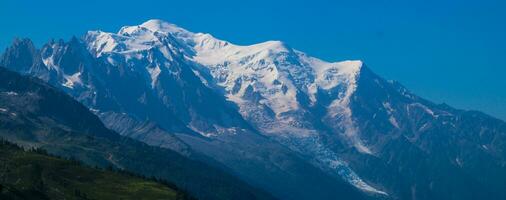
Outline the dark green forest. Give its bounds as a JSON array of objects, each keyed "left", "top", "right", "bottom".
[{"left": 0, "top": 140, "right": 192, "bottom": 200}]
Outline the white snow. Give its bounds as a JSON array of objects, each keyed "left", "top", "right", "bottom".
[
  {"left": 291, "top": 135, "right": 387, "bottom": 195},
  {"left": 86, "top": 29, "right": 160, "bottom": 56},
  {"left": 138, "top": 19, "right": 193, "bottom": 38},
  {"left": 389, "top": 117, "right": 400, "bottom": 129},
  {"left": 42, "top": 54, "right": 57, "bottom": 70},
  {"left": 330, "top": 158, "right": 387, "bottom": 195},
  {"left": 84, "top": 19, "right": 373, "bottom": 154},
  {"left": 41, "top": 43, "right": 62, "bottom": 71},
  {"left": 146, "top": 65, "right": 161, "bottom": 88},
  {"left": 409, "top": 103, "right": 437, "bottom": 117},
  {"left": 3, "top": 91, "right": 18, "bottom": 96},
  {"left": 93, "top": 19, "right": 363, "bottom": 119},
  {"left": 192, "top": 39, "right": 301, "bottom": 115},
  {"left": 84, "top": 19, "right": 364, "bottom": 122},
  {"left": 318, "top": 60, "right": 370, "bottom": 154},
  {"left": 85, "top": 31, "right": 122, "bottom": 56},
  {"left": 455, "top": 157, "right": 463, "bottom": 167},
  {"left": 81, "top": 19, "right": 385, "bottom": 193},
  {"left": 418, "top": 122, "right": 430, "bottom": 131},
  {"left": 383, "top": 102, "right": 400, "bottom": 129},
  {"left": 62, "top": 72, "right": 83, "bottom": 89},
  {"left": 89, "top": 108, "right": 100, "bottom": 113},
  {"left": 188, "top": 124, "right": 216, "bottom": 138}
]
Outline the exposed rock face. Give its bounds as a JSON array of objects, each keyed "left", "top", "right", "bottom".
[{"left": 2, "top": 19, "right": 506, "bottom": 200}]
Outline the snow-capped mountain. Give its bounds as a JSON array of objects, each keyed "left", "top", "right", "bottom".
[{"left": 2, "top": 19, "right": 506, "bottom": 200}]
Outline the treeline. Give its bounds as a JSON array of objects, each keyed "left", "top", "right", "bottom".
[{"left": 0, "top": 139, "right": 195, "bottom": 200}]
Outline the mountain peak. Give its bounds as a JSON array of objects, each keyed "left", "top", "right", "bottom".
[
  {"left": 4, "top": 19, "right": 506, "bottom": 200},
  {"left": 10, "top": 38, "right": 35, "bottom": 49},
  {"left": 140, "top": 19, "right": 192, "bottom": 35},
  {"left": 0, "top": 38, "right": 40, "bottom": 73},
  {"left": 256, "top": 40, "right": 290, "bottom": 52}
]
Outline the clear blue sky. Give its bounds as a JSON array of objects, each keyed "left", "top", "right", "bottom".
[{"left": 1, "top": 0, "right": 505, "bottom": 120}]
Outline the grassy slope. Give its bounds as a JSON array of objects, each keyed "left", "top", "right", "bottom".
[{"left": 0, "top": 141, "right": 190, "bottom": 200}]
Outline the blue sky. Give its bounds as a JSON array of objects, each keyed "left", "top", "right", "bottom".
[{"left": 1, "top": 0, "right": 505, "bottom": 120}]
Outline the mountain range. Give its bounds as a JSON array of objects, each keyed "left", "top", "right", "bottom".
[
  {"left": 1, "top": 19, "right": 506, "bottom": 200},
  {"left": 0, "top": 66, "right": 274, "bottom": 200}
]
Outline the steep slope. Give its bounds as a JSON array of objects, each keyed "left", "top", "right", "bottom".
[
  {"left": 84, "top": 20, "right": 384, "bottom": 197},
  {"left": 338, "top": 66, "right": 506, "bottom": 199},
  {"left": 98, "top": 111, "right": 191, "bottom": 155},
  {"left": 2, "top": 19, "right": 506, "bottom": 200},
  {"left": 0, "top": 140, "right": 191, "bottom": 200},
  {"left": 1, "top": 30, "right": 371, "bottom": 199},
  {"left": 84, "top": 25, "right": 251, "bottom": 136},
  {"left": 0, "top": 67, "right": 275, "bottom": 200}
]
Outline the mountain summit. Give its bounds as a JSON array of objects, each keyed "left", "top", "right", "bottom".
[{"left": 2, "top": 19, "right": 506, "bottom": 200}]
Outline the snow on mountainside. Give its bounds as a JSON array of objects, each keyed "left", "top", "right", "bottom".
[
  {"left": 86, "top": 19, "right": 369, "bottom": 151},
  {"left": 81, "top": 19, "right": 384, "bottom": 194},
  {"left": 3, "top": 19, "right": 506, "bottom": 200}
]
